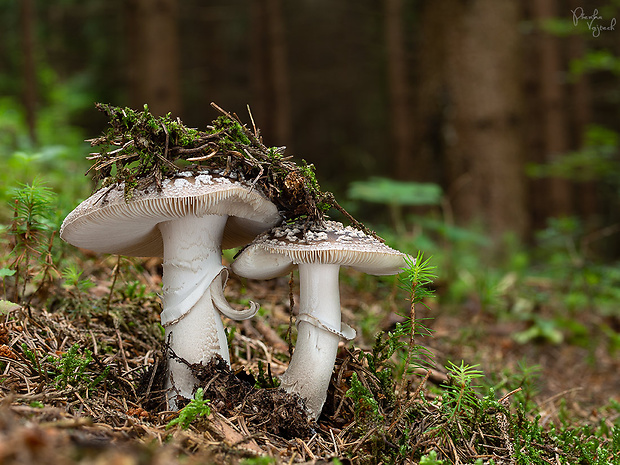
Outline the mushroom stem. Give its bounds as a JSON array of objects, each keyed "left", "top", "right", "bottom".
[
  {"left": 158, "top": 214, "right": 230, "bottom": 406},
  {"left": 279, "top": 263, "right": 343, "bottom": 419}
]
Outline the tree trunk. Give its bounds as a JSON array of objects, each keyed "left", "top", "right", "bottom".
[
  {"left": 21, "top": 0, "right": 37, "bottom": 144},
  {"left": 266, "top": 0, "right": 291, "bottom": 148},
  {"left": 126, "top": 0, "right": 181, "bottom": 117},
  {"left": 384, "top": 0, "right": 413, "bottom": 180},
  {"left": 250, "top": 1, "right": 270, "bottom": 137},
  {"left": 249, "top": 0, "right": 291, "bottom": 148},
  {"left": 531, "top": 0, "right": 572, "bottom": 217},
  {"left": 443, "top": 0, "right": 528, "bottom": 241},
  {"left": 567, "top": 0, "right": 596, "bottom": 223},
  {"left": 411, "top": 2, "right": 449, "bottom": 186}
]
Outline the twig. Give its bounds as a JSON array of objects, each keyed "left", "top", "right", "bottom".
[
  {"left": 187, "top": 150, "right": 218, "bottom": 162},
  {"left": 388, "top": 369, "right": 431, "bottom": 433},
  {"left": 247, "top": 104, "right": 259, "bottom": 138},
  {"left": 498, "top": 387, "right": 522, "bottom": 404},
  {"left": 161, "top": 122, "right": 170, "bottom": 160},
  {"left": 496, "top": 387, "right": 521, "bottom": 465},
  {"left": 398, "top": 263, "right": 419, "bottom": 398},
  {"left": 106, "top": 255, "right": 122, "bottom": 316},
  {"left": 322, "top": 192, "right": 384, "bottom": 242},
  {"left": 86, "top": 151, "right": 138, "bottom": 175},
  {"left": 115, "top": 325, "right": 130, "bottom": 373},
  {"left": 143, "top": 359, "right": 159, "bottom": 402},
  {"left": 210, "top": 102, "right": 263, "bottom": 148},
  {"left": 87, "top": 140, "right": 134, "bottom": 159},
  {"left": 173, "top": 142, "right": 215, "bottom": 155},
  {"left": 29, "top": 230, "right": 59, "bottom": 305}
]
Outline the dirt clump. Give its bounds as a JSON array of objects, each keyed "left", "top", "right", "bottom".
[{"left": 192, "top": 356, "right": 313, "bottom": 440}]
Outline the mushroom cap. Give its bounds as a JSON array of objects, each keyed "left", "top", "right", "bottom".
[
  {"left": 60, "top": 172, "right": 281, "bottom": 257},
  {"left": 231, "top": 220, "right": 409, "bottom": 279}
]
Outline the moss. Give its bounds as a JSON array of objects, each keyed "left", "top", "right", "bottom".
[
  {"left": 210, "top": 116, "right": 251, "bottom": 149},
  {"left": 86, "top": 102, "right": 377, "bottom": 236},
  {"left": 267, "top": 146, "right": 283, "bottom": 160}
]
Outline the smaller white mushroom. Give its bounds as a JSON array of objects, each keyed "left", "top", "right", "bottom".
[{"left": 231, "top": 220, "right": 410, "bottom": 419}]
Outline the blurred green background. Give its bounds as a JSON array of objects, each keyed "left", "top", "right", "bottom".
[{"left": 1, "top": 0, "right": 620, "bottom": 290}]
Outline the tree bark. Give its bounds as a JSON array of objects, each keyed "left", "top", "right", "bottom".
[
  {"left": 384, "top": 0, "right": 413, "bottom": 180},
  {"left": 411, "top": 2, "right": 449, "bottom": 186},
  {"left": 567, "top": 0, "right": 596, "bottom": 223},
  {"left": 443, "top": 0, "right": 528, "bottom": 241},
  {"left": 249, "top": 0, "right": 291, "bottom": 148},
  {"left": 531, "top": 0, "right": 572, "bottom": 217},
  {"left": 21, "top": 0, "right": 37, "bottom": 144},
  {"left": 250, "top": 1, "right": 270, "bottom": 137},
  {"left": 126, "top": 0, "right": 181, "bottom": 117},
  {"left": 266, "top": 0, "right": 291, "bottom": 147}
]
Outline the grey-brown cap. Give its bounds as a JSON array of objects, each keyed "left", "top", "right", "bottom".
[
  {"left": 231, "top": 220, "right": 409, "bottom": 279},
  {"left": 60, "top": 172, "right": 281, "bottom": 257}
]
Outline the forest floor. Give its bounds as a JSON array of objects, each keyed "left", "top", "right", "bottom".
[{"left": 0, "top": 253, "right": 619, "bottom": 464}]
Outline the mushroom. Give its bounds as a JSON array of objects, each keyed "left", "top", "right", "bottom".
[
  {"left": 231, "top": 220, "right": 409, "bottom": 419},
  {"left": 60, "top": 172, "right": 280, "bottom": 407}
]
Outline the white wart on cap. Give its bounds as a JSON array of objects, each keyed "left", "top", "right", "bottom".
[
  {"left": 232, "top": 220, "right": 410, "bottom": 419},
  {"left": 60, "top": 172, "right": 281, "bottom": 408},
  {"left": 231, "top": 220, "right": 407, "bottom": 279}
]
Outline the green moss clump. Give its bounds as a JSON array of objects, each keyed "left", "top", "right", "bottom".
[
  {"left": 85, "top": 102, "right": 378, "bottom": 237},
  {"left": 210, "top": 116, "right": 251, "bottom": 150}
]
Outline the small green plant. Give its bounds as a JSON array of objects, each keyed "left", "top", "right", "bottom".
[
  {"left": 239, "top": 457, "right": 277, "bottom": 465},
  {"left": 343, "top": 252, "right": 438, "bottom": 462},
  {"left": 62, "top": 265, "right": 95, "bottom": 298},
  {"left": 120, "top": 280, "right": 149, "bottom": 301},
  {"left": 166, "top": 388, "right": 211, "bottom": 429},
  {"left": 441, "top": 361, "right": 484, "bottom": 421},
  {"left": 345, "top": 371, "right": 383, "bottom": 425},
  {"left": 21, "top": 343, "right": 44, "bottom": 378},
  {"left": 254, "top": 360, "right": 280, "bottom": 389},
  {"left": 419, "top": 450, "right": 444, "bottom": 464},
  {"left": 59, "top": 264, "right": 100, "bottom": 318},
  {"left": 5, "top": 180, "right": 59, "bottom": 303},
  {"left": 48, "top": 343, "right": 109, "bottom": 391},
  {"left": 485, "top": 359, "right": 541, "bottom": 413},
  {"left": 513, "top": 316, "right": 564, "bottom": 345},
  {"left": 0, "top": 299, "right": 19, "bottom": 318},
  {"left": 398, "top": 252, "right": 436, "bottom": 382},
  {"left": 19, "top": 342, "right": 108, "bottom": 392}
]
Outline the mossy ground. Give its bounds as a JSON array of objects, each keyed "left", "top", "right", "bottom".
[{"left": 0, "top": 251, "right": 618, "bottom": 464}]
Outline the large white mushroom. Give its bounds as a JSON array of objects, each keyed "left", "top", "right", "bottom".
[
  {"left": 60, "top": 172, "right": 280, "bottom": 407},
  {"left": 231, "top": 220, "right": 409, "bottom": 419}
]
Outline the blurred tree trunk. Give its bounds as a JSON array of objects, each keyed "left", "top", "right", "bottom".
[
  {"left": 567, "top": 0, "right": 596, "bottom": 222},
  {"left": 21, "top": 0, "right": 37, "bottom": 144},
  {"left": 411, "top": 2, "right": 449, "bottom": 186},
  {"left": 126, "top": 0, "right": 181, "bottom": 117},
  {"left": 250, "top": 2, "right": 269, "bottom": 136},
  {"left": 531, "top": 0, "right": 572, "bottom": 217},
  {"left": 443, "top": 0, "right": 528, "bottom": 241},
  {"left": 249, "top": 0, "right": 291, "bottom": 148},
  {"left": 384, "top": 0, "right": 413, "bottom": 180}
]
